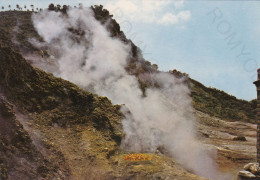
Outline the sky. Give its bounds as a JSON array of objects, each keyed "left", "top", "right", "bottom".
[{"left": 1, "top": 0, "right": 260, "bottom": 100}]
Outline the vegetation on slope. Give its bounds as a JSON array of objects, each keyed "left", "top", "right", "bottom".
[
  {"left": 0, "top": 42, "right": 123, "bottom": 179},
  {"left": 0, "top": 11, "right": 41, "bottom": 53},
  {"left": 0, "top": 5, "right": 256, "bottom": 125},
  {"left": 0, "top": 40, "right": 206, "bottom": 179},
  {"left": 169, "top": 70, "right": 256, "bottom": 122},
  {"left": 0, "top": 43, "right": 123, "bottom": 139},
  {"left": 0, "top": 96, "right": 69, "bottom": 179},
  {"left": 77, "top": 5, "right": 258, "bottom": 123},
  {"left": 190, "top": 78, "right": 256, "bottom": 123}
]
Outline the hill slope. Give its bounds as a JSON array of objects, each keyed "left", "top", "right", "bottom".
[
  {"left": 0, "top": 41, "right": 207, "bottom": 179},
  {"left": 190, "top": 78, "right": 256, "bottom": 123},
  {"left": 0, "top": 7, "right": 256, "bottom": 123},
  {"left": 0, "top": 5, "right": 257, "bottom": 180}
]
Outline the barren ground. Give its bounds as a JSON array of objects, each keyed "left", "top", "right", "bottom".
[{"left": 196, "top": 111, "right": 256, "bottom": 179}]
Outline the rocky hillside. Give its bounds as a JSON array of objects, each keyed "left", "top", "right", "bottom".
[
  {"left": 190, "top": 78, "right": 256, "bottom": 123},
  {"left": 0, "top": 6, "right": 256, "bottom": 124},
  {"left": 0, "top": 5, "right": 257, "bottom": 180},
  {"left": 0, "top": 41, "right": 207, "bottom": 179}
]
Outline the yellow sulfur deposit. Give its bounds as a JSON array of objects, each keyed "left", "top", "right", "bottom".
[{"left": 123, "top": 154, "right": 151, "bottom": 161}]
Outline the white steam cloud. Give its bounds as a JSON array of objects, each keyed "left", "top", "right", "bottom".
[{"left": 31, "top": 7, "right": 226, "bottom": 180}]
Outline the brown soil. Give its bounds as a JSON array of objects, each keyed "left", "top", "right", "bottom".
[{"left": 196, "top": 111, "right": 256, "bottom": 179}]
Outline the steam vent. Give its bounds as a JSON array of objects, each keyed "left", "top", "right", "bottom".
[{"left": 238, "top": 69, "right": 260, "bottom": 180}]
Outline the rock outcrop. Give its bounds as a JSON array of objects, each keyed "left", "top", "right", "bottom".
[{"left": 238, "top": 163, "right": 260, "bottom": 180}]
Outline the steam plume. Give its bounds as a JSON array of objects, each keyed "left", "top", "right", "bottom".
[{"left": 31, "top": 7, "right": 227, "bottom": 179}]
